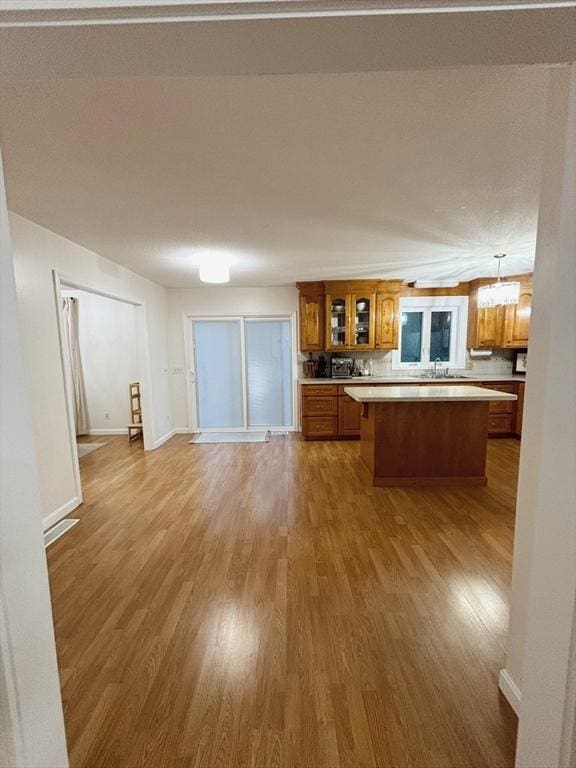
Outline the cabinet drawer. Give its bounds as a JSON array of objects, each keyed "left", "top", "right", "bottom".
[
  {"left": 487, "top": 414, "right": 513, "bottom": 434},
  {"left": 301, "top": 385, "right": 338, "bottom": 397},
  {"left": 302, "top": 416, "right": 338, "bottom": 437},
  {"left": 489, "top": 399, "right": 514, "bottom": 414},
  {"left": 302, "top": 396, "right": 338, "bottom": 416}
]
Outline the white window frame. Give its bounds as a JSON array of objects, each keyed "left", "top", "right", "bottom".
[{"left": 392, "top": 296, "right": 469, "bottom": 371}]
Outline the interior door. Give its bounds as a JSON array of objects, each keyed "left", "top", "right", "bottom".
[{"left": 191, "top": 319, "right": 245, "bottom": 429}]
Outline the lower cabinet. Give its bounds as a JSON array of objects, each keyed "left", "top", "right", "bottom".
[
  {"left": 480, "top": 383, "right": 516, "bottom": 436},
  {"left": 302, "top": 416, "right": 338, "bottom": 437},
  {"left": 301, "top": 383, "right": 370, "bottom": 439},
  {"left": 338, "top": 394, "right": 362, "bottom": 436},
  {"left": 301, "top": 380, "right": 522, "bottom": 440}
]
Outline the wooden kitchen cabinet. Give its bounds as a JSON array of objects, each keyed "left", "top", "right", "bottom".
[
  {"left": 302, "top": 416, "right": 338, "bottom": 437},
  {"left": 423, "top": 380, "right": 518, "bottom": 436},
  {"left": 467, "top": 279, "right": 504, "bottom": 347},
  {"left": 350, "top": 293, "right": 376, "bottom": 349},
  {"left": 481, "top": 382, "right": 516, "bottom": 435},
  {"left": 297, "top": 285, "right": 324, "bottom": 351},
  {"left": 301, "top": 395, "right": 338, "bottom": 417},
  {"left": 325, "top": 292, "right": 351, "bottom": 349},
  {"left": 325, "top": 285, "right": 377, "bottom": 350},
  {"left": 301, "top": 380, "right": 521, "bottom": 440},
  {"left": 297, "top": 280, "right": 401, "bottom": 352},
  {"left": 503, "top": 277, "right": 532, "bottom": 347},
  {"left": 338, "top": 394, "right": 362, "bottom": 436},
  {"left": 301, "top": 382, "right": 391, "bottom": 440},
  {"left": 477, "top": 306, "right": 505, "bottom": 348},
  {"left": 375, "top": 289, "right": 400, "bottom": 349},
  {"left": 301, "top": 384, "right": 338, "bottom": 439},
  {"left": 467, "top": 274, "right": 533, "bottom": 349}
]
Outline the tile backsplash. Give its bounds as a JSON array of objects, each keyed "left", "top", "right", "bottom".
[{"left": 299, "top": 349, "right": 514, "bottom": 377}]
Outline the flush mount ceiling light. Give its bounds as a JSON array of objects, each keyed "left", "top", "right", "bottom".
[
  {"left": 198, "top": 261, "right": 230, "bottom": 284},
  {"left": 477, "top": 254, "right": 520, "bottom": 308}
]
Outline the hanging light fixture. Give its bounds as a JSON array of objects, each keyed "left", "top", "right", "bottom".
[{"left": 477, "top": 254, "right": 520, "bottom": 308}]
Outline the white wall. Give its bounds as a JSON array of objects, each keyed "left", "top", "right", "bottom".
[
  {"left": 63, "top": 290, "right": 138, "bottom": 433},
  {"left": 501, "top": 66, "right": 576, "bottom": 767},
  {"left": 1, "top": 159, "right": 69, "bottom": 767},
  {"left": 168, "top": 286, "right": 298, "bottom": 429},
  {"left": 10, "top": 213, "right": 172, "bottom": 526}
]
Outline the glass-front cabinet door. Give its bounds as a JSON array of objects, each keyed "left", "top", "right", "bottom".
[
  {"left": 326, "top": 294, "right": 349, "bottom": 349},
  {"left": 350, "top": 293, "right": 376, "bottom": 349}
]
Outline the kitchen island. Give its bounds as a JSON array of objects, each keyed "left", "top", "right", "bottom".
[{"left": 345, "top": 385, "right": 517, "bottom": 487}]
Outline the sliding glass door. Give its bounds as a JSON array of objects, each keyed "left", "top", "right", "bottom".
[
  {"left": 189, "top": 317, "right": 293, "bottom": 431},
  {"left": 192, "top": 320, "right": 244, "bottom": 429},
  {"left": 244, "top": 319, "right": 292, "bottom": 428}
]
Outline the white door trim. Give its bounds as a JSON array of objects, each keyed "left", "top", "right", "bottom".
[{"left": 52, "top": 270, "right": 156, "bottom": 517}]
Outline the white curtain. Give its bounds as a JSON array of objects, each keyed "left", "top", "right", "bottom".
[{"left": 62, "top": 297, "right": 89, "bottom": 436}]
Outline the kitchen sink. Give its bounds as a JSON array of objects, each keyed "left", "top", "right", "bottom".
[{"left": 416, "top": 373, "right": 470, "bottom": 380}]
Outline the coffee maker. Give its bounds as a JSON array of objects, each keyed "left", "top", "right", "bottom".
[{"left": 331, "top": 357, "right": 353, "bottom": 378}]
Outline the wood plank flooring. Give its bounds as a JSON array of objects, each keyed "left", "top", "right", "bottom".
[{"left": 48, "top": 434, "right": 519, "bottom": 768}]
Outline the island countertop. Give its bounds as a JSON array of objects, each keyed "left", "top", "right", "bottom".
[{"left": 344, "top": 385, "right": 518, "bottom": 403}]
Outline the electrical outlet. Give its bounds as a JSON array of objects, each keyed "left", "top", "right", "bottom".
[
  {"left": 104, "top": 411, "right": 111, "bottom": 419},
  {"left": 172, "top": 366, "right": 184, "bottom": 375}
]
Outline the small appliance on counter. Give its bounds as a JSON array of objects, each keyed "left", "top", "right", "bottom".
[
  {"left": 331, "top": 357, "right": 353, "bottom": 378},
  {"left": 302, "top": 353, "right": 317, "bottom": 378},
  {"left": 316, "top": 354, "right": 329, "bottom": 378},
  {"left": 356, "top": 358, "right": 372, "bottom": 377}
]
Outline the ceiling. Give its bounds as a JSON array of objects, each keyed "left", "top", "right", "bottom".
[{"left": 0, "top": 6, "right": 571, "bottom": 287}]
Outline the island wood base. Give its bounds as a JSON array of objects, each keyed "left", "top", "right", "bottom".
[{"left": 359, "top": 400, "right": 490, "bottom": 487}]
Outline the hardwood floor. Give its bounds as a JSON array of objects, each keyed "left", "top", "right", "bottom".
[{"left": 49, "top": 434, "right": 519, "bottom": 768}]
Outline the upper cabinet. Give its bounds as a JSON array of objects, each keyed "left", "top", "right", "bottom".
[
  {"left": 299, "top": 274, "right": 532, "bottom": 354},
  {"left": 326, "top": 293, "right": 350, "bottom": 349},
  {"left": 297, "top": 284, "right": 324, "bottom": 351},
  {"left": 503, "top": 277, "right": 532, "bottom": 347},
  {"left": 351, "top": 293, "right": 376, "bottom": 349},
  {"left": 298, "top": 280, "right": 401, "bottom": 352},
  {"left": 468, "top": 274, "right": 533, "bottom": 349},
  {"left": 375, "top": 288, "right": 400, "bottom": 349}
]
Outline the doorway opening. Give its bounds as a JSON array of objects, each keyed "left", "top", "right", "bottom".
[
  {"left": 53, "top": 271, "right": 155, "bottom": 514},
  {"left": 185, "top": 315, "right": 296, "bottom": 433}
]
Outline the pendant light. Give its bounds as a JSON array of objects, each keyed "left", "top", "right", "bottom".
[{"left": 477, "top": 254, "right": 520, "bottom": 308}]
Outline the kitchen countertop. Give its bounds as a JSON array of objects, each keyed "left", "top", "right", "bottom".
[
  {"left": 345, "top": 385, "right": 518, "bottom": 403},
  {"left": 299, "top": 374, "right": 525, "bottom": 385}
]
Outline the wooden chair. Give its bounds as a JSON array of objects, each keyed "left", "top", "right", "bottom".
[{"left": 127, "top": 382, "right": 143, "bottom": 442}]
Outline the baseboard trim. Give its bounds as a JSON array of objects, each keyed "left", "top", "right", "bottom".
[
  {"left": 174, "top": 428, "right": 190, "bottom": 434},
  {"left": 87, "top": 428, "right": 127, "bottom": 435},
  {"left": 43, "top": 496, "right": 81, "bottom": 532},
  {"left": 153, "top": 429, "right": 176, "bottom": 449},
  {"left": 499, "top": 669, "right": 521, "bottom": 716}
]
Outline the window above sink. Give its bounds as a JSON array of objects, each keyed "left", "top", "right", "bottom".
[{"left": 392, "top": 296, "right": 468, "bottom": 371}]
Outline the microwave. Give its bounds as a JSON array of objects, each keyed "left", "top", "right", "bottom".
[{"left": 331, "top": 358, "right": 353, "bottom": 378}]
